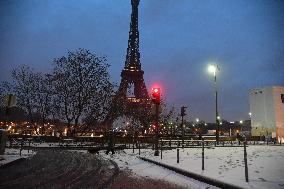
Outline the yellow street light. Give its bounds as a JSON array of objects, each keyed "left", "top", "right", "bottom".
[{"left": 208, "top": 64, "right": 217, "bottom": 76}]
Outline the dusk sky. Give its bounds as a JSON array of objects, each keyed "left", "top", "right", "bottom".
[{"left": 0, "top": 0, "right": 283, "bottom": 122}]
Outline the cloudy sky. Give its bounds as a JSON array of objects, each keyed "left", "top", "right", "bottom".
[{"left": 0, "top": 0, "right": 283, "bottom": 122}]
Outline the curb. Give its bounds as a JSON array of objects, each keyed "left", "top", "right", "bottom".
[
  {"left": 0, "top": 157, "right": 26, "bottom": 169},
  {"left": 139, "top": 157, "right": 244, "bottom": 189}
]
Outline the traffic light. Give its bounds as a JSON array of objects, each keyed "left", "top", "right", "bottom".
[
  {"left": 151, "top": 87, "right": 161, "bottom": 102},
  {"left": 181, "top": 106, "right": 187, "bottom": 116}
]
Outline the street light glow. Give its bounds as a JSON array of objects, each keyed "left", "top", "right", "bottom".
[{"left": 208, "top": 64, "right": 216, "bottom": 75}]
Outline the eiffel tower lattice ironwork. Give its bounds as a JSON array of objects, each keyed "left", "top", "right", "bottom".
[{"left": 104, "top": 0, "right": 152, "bottom": 129}]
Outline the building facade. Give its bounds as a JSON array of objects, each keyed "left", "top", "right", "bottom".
[{"left": 249, "top": 86, "right": 284, "bottom": 142}]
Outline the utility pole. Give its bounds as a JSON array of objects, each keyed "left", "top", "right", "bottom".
[
  {"left": 215, "top": 72, "right": 220, "bottom": 145},
  {"left": 208, "top": 64, "right": 220, "bottom": 145},
  {"left": 181, "top": 106, "right": 187, "bottom": 147}
]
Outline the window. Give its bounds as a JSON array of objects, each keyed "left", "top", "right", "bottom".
[
  {"left": 259, "top": 91, "right": 262, "bottom": 94},
  {"left": 281, "top": 94, "right": 284, "bottom": 103}
]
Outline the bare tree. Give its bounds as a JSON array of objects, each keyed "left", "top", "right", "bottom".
[
  {"left": 11, "top": 65, "right": 38, "bottom": 126},
  {"left": 33, "top": 73, "right": 53, "bottom": 132},
  {"left": 52, "top": 49, "right": 114, "bottom": 135},
  {"left": 0, "top": 81, "right": 13, "bottom": 108}
]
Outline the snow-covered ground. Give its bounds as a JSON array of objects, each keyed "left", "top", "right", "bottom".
[
  {"left": 100, "top": 149, "right": 219, "bottom": 189},
  {"left": 0, "top": 148, "right": 35, "bottom": 167},
  {"left": 134, "top": 146, "right": 284, "bottom": 189},
  {"left": 3, "top": 141, "right": 283, "bottom": 189}
]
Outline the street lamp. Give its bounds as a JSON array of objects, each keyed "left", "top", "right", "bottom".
[
  {"left": 208, "top": 63, "right": 220, "bottom": 144},
  {"left": 181, "top": 106, "right": 187, "bottom": 147}
]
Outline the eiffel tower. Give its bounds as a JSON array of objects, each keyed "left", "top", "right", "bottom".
[{"left": 104, "top": 0, "right": 152, "bottom": 129}]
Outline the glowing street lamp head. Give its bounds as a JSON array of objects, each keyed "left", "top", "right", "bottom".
[{"left": 208, "top": 64, "right": 216, "bottom": 75}]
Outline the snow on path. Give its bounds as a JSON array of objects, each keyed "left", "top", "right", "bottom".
[
  {"left": 140, "top": 146, "right": 284, "bottom": 189},
  {"left": 101, "top": 149, "right": 219, "bottom": 189}
]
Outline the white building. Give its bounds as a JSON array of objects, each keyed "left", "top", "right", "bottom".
[{"left": 249, "top": 86, "right": 284, "bottom": 142}]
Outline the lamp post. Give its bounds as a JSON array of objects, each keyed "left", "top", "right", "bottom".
[
  {"left": 208, "top": 64, "right": 220, "bottom": 144},
  {"left": 181, "top": 106, "right": 187, "bottom": 147}
]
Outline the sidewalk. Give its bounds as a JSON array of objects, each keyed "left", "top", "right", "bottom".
[{"left": 140, "top": 156, "right": 243, "bottom": 189}]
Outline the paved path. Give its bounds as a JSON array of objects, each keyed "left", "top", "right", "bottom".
[
  {"left": 0, "top": 149, "right": 186, "bottom": 189},
  {"left": 0, "top": 149, "right": 119, "bottom": 189}
]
